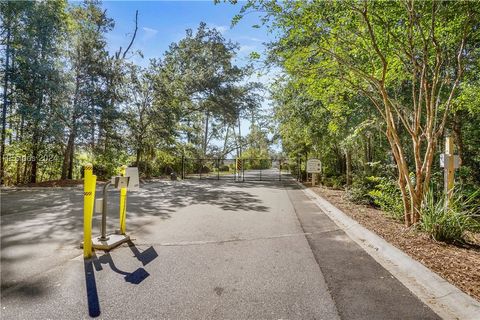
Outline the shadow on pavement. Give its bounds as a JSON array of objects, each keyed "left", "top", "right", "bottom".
[
  {"left": 127, "top": 240, "right": 158, "bottom": 266},
  {"left": 84, "top": 258, "right": 100, "bottom": 318},
  {"left": 84, "top": 243, "right": 158, "bottom": 317},
  {"left": 1, "top": 177, "right": 279, "bottom": 291}
]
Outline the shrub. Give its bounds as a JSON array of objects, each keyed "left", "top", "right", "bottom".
[
  {"left": 280, "top": 163, "right": 290, "bottom": 171},
  {"left": 91, "top": 163, "right": 113, "bottom": 181},
  {"left": 346, "top": 174, "right": 377, "bottom": 205},
  {"left": 218, "top": 165, "right": 230, "bottom": 172},
  {"left": 368, "top": 177, "right": 404, "bottom": 221},
  {"left": 420, "top": 189, "right": 480, "bottom": 243},
  {"left": 200, "top": 165, "right": 210, "bottom": 173},
  {"left": 330, "top": 176, "right": 345, "bottom": 189},
  {"left": 135, "top": 160, "right": 155, "bottom": 178},
  {"left": 154, "top": 151, "right": 178, "bottom": 176}
]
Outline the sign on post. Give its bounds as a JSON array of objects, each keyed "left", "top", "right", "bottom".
[
  {"left": 307, "top": 158, "right": 321, "bottom": 186},
  {"left": 440, "top": 153, "right": 460, "bottom": 169},
  {"left": 442, "top": 137, "right": 460, "bottom": 207},
  {"left": 307, "top": 159, "right": 322, "bottom": 173},
  {"left": 112, "top": 176, "right": 129, "bottom": 189},
  {"left": 126, "top": 167, "right": 140, "bottom": 191}
]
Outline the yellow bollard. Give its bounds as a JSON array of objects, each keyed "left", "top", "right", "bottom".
[
  {"left": 119, "top": 165, "right": 128, "bottom": 235},
  {"left": 83, "top": 163, "right": 96, "bottom": 258}
]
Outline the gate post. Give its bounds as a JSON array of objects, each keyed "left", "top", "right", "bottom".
[
  {"left": 119, "top": 165, "right": 127, "bottom": 235},
  {"left": 279, "top": 160, "right": 282, "bottom": 181},
  {"left": 242, "top": 159, "right": 245, "bottom": 182},
  {"left": 83, "top": 163, "right": 97, "bottom": 258}
]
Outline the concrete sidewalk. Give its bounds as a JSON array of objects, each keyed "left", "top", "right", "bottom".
[{"left": 1, "top": 180, "right": 439, "bottom": 319}]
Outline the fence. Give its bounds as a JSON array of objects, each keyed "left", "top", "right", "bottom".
[{"left": 180, "top": 158, "right": 300, "bottom": 181}]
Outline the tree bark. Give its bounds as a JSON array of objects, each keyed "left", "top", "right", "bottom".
[
  {"left": 452, "top": 111, "right": 463, "bottom": 162},
  {"left": 136, "top": 148, "right": 141, "bottom": 166},
  {"left": 345, "top": 148, "right": 352, "bottom": 186},
  {"left": 1, "top": 26, "right": 11, "bottom": 185},
  {"left": 61, "top": 142, "right": 70, "bottom": 180},
  {"left": 67, "top": 131, "right": 75, "bottom": 180},
  {"left": 203, "top": 111, "right": 209, "bottom": 156}
]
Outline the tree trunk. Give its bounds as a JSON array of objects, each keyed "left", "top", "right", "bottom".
[
  {"left": 30, "top": 147, "right": 38, "bottom": 183},
  {"left": 222, "top": 125, "right": 229, "bottom": 157},
  {"left": 237, "top": 116, "right": 242, "bottom": 158},
  {"left": 345, "top": 148, "right": 352, "bottom": 186},
  {"left": 398, "top": 173, "right": 412, "bottom": 226},
  {"left": 452, "top": 112, "right": 463, "bottom": 163},
  {"left": 61, "top": 131, "right": 75, "bottom": 180},
  {"left": 203, "top": 111, "right": 209, "bottom": 156},
  {"left": 67, "top": 133, "right": 75, "bottom": 179},
  {"left": 61, "top": 143, "right": 70, "bottom": 180},
  {"left": 136, "top": 148, "right": 141, "bottom": 166},
  {"left": 0, "top": 26, "right": 11, "bottom": 185}
]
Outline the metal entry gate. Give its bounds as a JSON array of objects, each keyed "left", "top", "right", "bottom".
[{"left": 181, "top": 158, "right": 298, "bottom": 181}]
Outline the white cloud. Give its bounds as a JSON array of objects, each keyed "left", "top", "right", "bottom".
[
  {"left": 142, "top": 27, "right": 158, "bottom": 41},
  {"left": 239, "top": 45, "right": 256, "bottom": 53},
  {"left": 208, "top": 23, "right": 229, "bottom": 35},
  {"left": 238, "top": 36, "right": 263, "bottom": 43}
]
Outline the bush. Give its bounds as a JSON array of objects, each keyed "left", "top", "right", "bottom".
[
  {"left": 346, "top": 174, "right": 377, "bottom": 205},
  {"left": 154, "top": 151, "right": 178, "bottom": 176},
  {"left": 200, "top": 165, "right": 210, "bottom": 173},
  {"left": 420, "top": 189, "right": 480, "bottom": 243},
  {"left": 135, "top": 160, "right": 155, "bottom": 178},
  {"left": 322, "top": 175, "right": 345, "bottom": 189},
  {"left": 368, "top": 177, "right": 404, "bottom": 221},
  {"left": 90, "top": 163, "right": 113, "bottom": 181},
  {"left": 280, "top": 163, "right": 290, "bottom": 171},
  {"left": 218, "top": 165, "right": 230, "bottom": 172}
]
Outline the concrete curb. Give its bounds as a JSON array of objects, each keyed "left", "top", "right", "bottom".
[{"left": 297, "top": 182, "right": 480, "bottom": 320}]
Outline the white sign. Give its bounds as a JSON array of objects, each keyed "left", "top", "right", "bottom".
[
  {"left": 126, "top": 167, "right": 140, "bottom": 191},
  {"left": 110, "top": 167, "right": 140, "bottom": 191},
  {"left": 95, "top": 198, "right": 103, "bottom": 214},
  {"left": 112, "top": 176, "right": 129, "bottom": 189},
  {"left": 440, "top": 154, "right": 460, "bottom": 169},
  {"left": 307, "top": 159, "right": 322, "bottom": 173}
]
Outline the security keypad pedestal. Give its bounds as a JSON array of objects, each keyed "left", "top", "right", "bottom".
[{"left": 91, "top": 167, "right": 139, "bottom": 251}]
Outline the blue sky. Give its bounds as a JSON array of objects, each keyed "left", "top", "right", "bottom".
[
  {"left": 98, "top": 1, "right": 279, "bottom": 150},
  {"left": 100, "top": 1, "right": 271, "bottom": 67}
]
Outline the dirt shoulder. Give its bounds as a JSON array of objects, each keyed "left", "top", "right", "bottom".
[{"left": 308, "top": 184, "right": 480, "bottom": 302}]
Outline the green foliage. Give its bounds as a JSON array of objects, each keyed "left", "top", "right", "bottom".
[
  {"left": 323, "top": 176, "right": 345, "bottom": 189},
  {"left": 240, "top": 147, "right": 271, "bottom": 169},
  {"left": 0, "top": 8, "right": 264, "bottom": 184},
  {"left": 246, "top": 0, "right": 480, "bottom": 226},
  {"left": 420, "top": 189, "right": 480, "bottom": 243},
  {"left": 368, "top": 177, "right": 404, "bottom": 221},
  {"left": 347, "top": 174, "right": 377, "bottom": 205},
  {"left": 346, "top": 174, "right": 403, "bottom": 220},
  {"left": 218, "top": 165, "right": 230, "bottom": 172}
]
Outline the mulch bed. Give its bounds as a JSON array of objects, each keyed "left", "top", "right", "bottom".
[{"left": 308, "top": 184, "right": 480, "bottom": 302}]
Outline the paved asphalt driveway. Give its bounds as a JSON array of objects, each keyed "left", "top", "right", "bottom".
[{"left": 0, "top": 179, "right": 438, "bottom": 319}]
